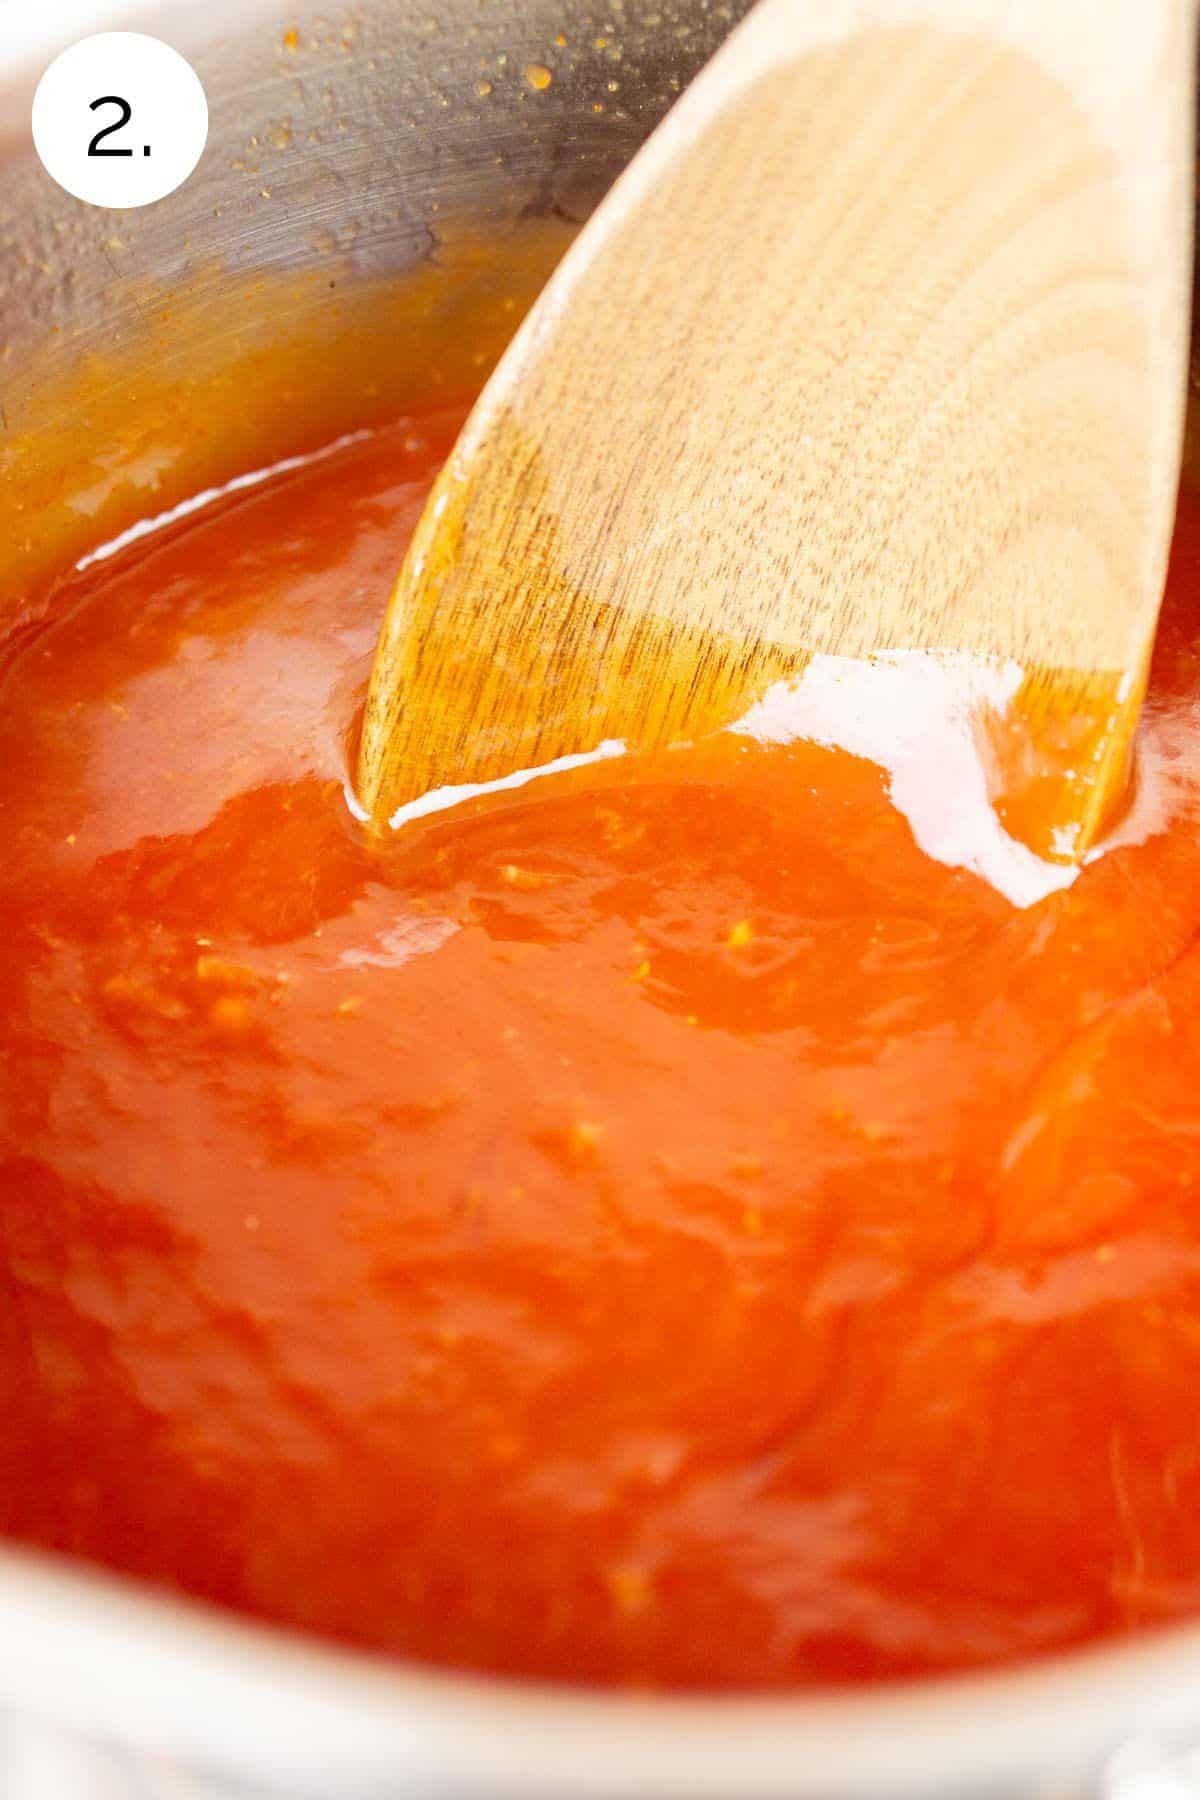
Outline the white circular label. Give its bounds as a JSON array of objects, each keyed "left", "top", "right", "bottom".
[{"left": 32, "top": 32, "right": 208, "bottom": 209}]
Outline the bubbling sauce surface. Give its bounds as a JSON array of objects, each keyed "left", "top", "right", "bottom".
[{"left": 5, "top": 417, "right": 1200, "bottom": 1690}]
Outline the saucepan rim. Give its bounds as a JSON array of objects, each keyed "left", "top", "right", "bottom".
[{"left": 2, "top": 1538, "right": 1200, "bottom": 1796}]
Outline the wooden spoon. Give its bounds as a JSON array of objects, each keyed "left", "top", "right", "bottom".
[{"left": 357, "top": 0, "right": 1194, "bottom": 866}]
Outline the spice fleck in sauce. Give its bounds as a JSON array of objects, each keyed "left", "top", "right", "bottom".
[{"left": 5, "top": 415, "right": 1200, "bottom": 1690}]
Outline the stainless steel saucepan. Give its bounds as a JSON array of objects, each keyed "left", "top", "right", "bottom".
[{"left": 2, "top": 4, "right": 1200, "bottom": 1794}]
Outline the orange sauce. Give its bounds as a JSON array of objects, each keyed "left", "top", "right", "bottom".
[{"left": 5, "top": 413, "right": 1200, "bottom": 1691}]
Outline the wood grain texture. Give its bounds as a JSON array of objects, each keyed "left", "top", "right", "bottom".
[{"left": 358, "top": 0, "right": 1195, "bottom": 862}]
